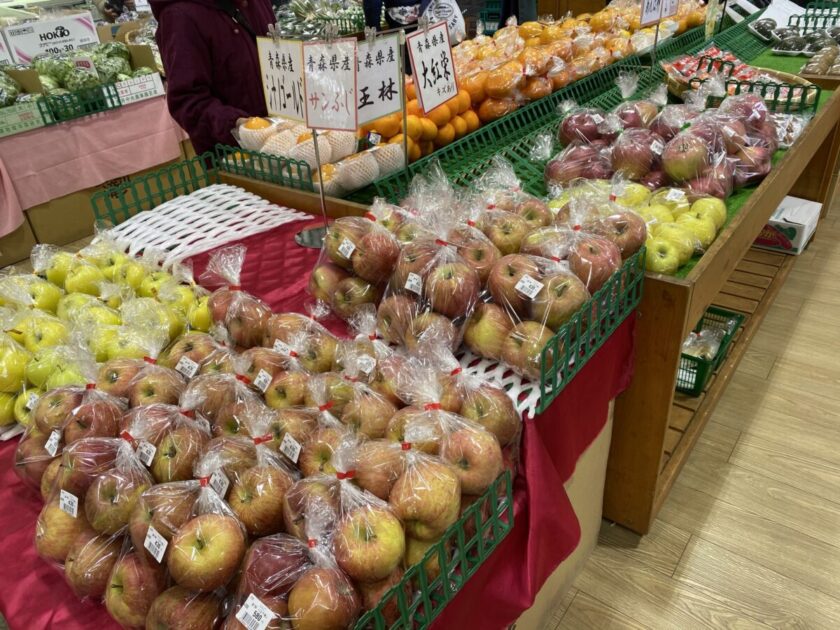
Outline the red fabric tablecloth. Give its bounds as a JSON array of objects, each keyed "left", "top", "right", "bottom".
[{"left": 0, "top": 218, "right": 636, "bottom": 629}]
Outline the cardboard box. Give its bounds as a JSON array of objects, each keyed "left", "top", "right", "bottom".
[
  {"left": 754, "top": 195, "right": 821, "bottom": 255},
  {"left": 0, "top": 219, "right": 37, "bottom": 267},
  {"left": 4, "top": 12, "right": 98, "bottom": 64},
  {"left": 96, "top": 20, "right": 146, "bottom": 44}
]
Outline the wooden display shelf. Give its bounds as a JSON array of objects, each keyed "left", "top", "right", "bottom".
[
  {"left": 800, "top": 73, "right": 840, "bottom": 91},
  {"left": 603, "top": 89, "right": 840, "bottom": 535}
]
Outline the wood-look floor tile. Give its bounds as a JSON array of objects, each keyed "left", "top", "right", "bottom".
[
  {"left": 557, "top": 592, "right": 647, "bottom": 630},
  {"left": 546, "top": 588, "right": 578, "bottom": 629},
  {"left": 597, "top": 519, "right": 691, "bottom": 577}
]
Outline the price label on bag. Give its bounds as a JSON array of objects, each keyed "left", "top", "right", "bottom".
[
  {"left": 59, "top": 490, "right": 78, "bottom": 518},
  {"left": 253, "top": 369, "right": 272, "bottom": 393},
  {"left": 273, "top": 339, "right": 291, "bottom": 356},
  {"left": 236, "top": 594, "right": 274, "bottom": 630},
  {"left": 356, "top": 32, "right": 402, "bottom": 125},
  {"left": 25, "top": 392, "right": 39, "bottom": 411},
  {"left": 257, "top": 37, "right": 305, "bottom": 122},
  {"left": 665, "top": 188, "right": 686, "bottom": 202},
  {"left": 651, "top": 139, "right": 664, "bottom": 155},
  {"left": 143, "top": 525, "right": 168, "bottom": 563},
  {"left": 303, "top": 38, "right": 358, "bottom": 131},
  {"left": 136, "top": 440, "right": 156, "bottom": 467},
  {"left": 175, "top": 356, "right": 200, "bottom": 379},
  {"left": 45, "top": 430, "right": 61, "bottom": 457},
  {"left": 279, "top": 433, "right": 302, "bottom": 464},
  {"left": 338, "top": 238, "right": 356, "bottom": 259},
  {"left": 209, "top": 470, "right": 230, "bottom": 497},
  {"left": 405, "top": 272, "right": 423, "bottom": 295},
  {"left": 407, "top": 22, "right": 457, "bottom": 113},
  {"left": 357, "top": 354, "right": 376, "bottom": 375},
  {"left": 515, "top": 274, "right": 545, "bottom": 299}
]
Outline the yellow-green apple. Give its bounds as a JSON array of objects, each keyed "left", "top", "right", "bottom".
[
  {"left": 341, "top": 388, "right": 397, "bottom": 439},
  {"left": 85, "top": 325, "right": 118, "bottom": 362},
  {"left": 332, "top": 277, "right": 381, "bottom": 320},
  {"left": 0, "top": 336, "right": 30, "bottom": 394},
  {"left": 237, "top": 535, "right": 311, "bottom": 599},
  {"left": 45, "top": 366, "right": 89, "bottom": 390},
  {"left": 501, "top": 321, "right": 556, "bottom": 380},
  {"left": 56, "top": 292, "right": 98, "bottom": 320},
  {"left": 481, "top": 211, "right": 530, "bottom": 255},
  {"left": 309, "top": 263, "right": 351, "bottom": 303},
  {"left": 26, "top": 279, "right": 62, "bottom": 313},
  {"left": 296, "top": 330, "right": 338, "bottom": 374},
  {"left": 303, "top": 373, "right": 354, "bottom": 415},
  {"left": 357, "top": 567, "right": 408, "bottom": 625},
  {"left": 264, "top": 371, "right": 309, "bottom": 409},
  {"left": 299, "top": 426, "right": 343, "bottom": 477},
  {"left": 351, "top": 229, "right": 401, "bottom": 284},
  {"left": 129, "top": 484, "right": 199, "bottom": 564},
  {"left": 676, "top": 213, "right": 717, "bottom": 249},
  {"left": 21, "top": 317, "right": 69, "bottom": 353},
  {"left": 691, "top": 196, "right": 727, "bottom": 230},
  {"left": 395, "top": 220, "right": 423, "bottom": 244},
  {"left": 519, "top": 225, "right": 564, "bottom": 258},
  {"left": 263, "top": 407, "right": 317, "bottom": 449},
  {"left": 64, "top": 530, "right": 122, "bottom": 598},
  {"left": 160, "top": 283, "right": 197, "bottom": 315},
  {"left": 404, "top": 312, "right": 457, "bottom": 352},
  {"left": 288, "top": 567, "right": 361, "bottom": 630},
  {"left": 146, "top": 586, "right": 221, "bottom": 628},
  {"left": 0, "top": 392, "right": 14, "bottom": 427},
  {"left": 35, "top": 496, "right": 94, "bottom": 562},
  {"left": 229, "top": 465, "right": 295, "bottom": 537},
  {"left": 638, "top": 203, "right": 675, "bottom": 226},
  {"left": 354, "top": 440, "right": 405, "bottom": 500},
  {"left": 96, "top": 358, "right": 144, "bottom": 398},
  {"left": 106, "top": 552, "right": 167, "bottom": 627},
  {"left": 44, "top": 251, "right": 79, "bottom": 288},
  {"left": 463, "top": 302, "right": 514, "bottom": 360},
  {"left": 14, "top": 387, "right": 43, "bottom": 428},
  {"left": 389, "top": 457, "right": 461, "bottom": 541},
  {"left": 588, "top": 211, "right": 648, "bottom": 260},
  {"left": 334, "top": 505, "right": 405, "bottom": 582},
  {"left": 568, "top": 236, "right": 621, "bottom": 292},
  {"left": 425, "top": 262, "right": 480, "bottom": 320},
  {"left": 385, "top": 407, "right": 441, "bottom": 455},
  {"left": 654, "top": 223, "right": 697, "bottom": 264},
  {"left": 530, "top": 271, "right": 588, "bottom": 330},
  {"left": 370, "top": 367, "right": 401, "bottom": 406},
  {"left": 324, "top": 220, "right": 370, "bottom": 270},
  {"left": 376, "top": 295, "right": 418, "bottom": 344},
  {"left": 128, "top": 367, "right": 185, "bottom": 407},
  {"left": 227, "top": 296, "right": 272, "bottom": 349},
  {"left": 65, "top": 264, "right": 105, "bottom": 296},
  {"left": 34, "top": 387, "right": 84, "bottom": 433},
  {"left": 390, "top": 240, "right": 436, "bottom": 289},
  {"left": 103, "top": 328, "right": 149, "bottom": 362},
  {"left": 188, "top": 296, "right": 212, "bottom": 332},
  {"left": 282, "top": 476, "right": 339, "bottom": 540},
  {"left": 649, "top": 188, "right": 690, "bottom": 215},
  {"left": 404, "top": 536, "right": 444, "bottom": 581},
  {"left": 488, "top": 254, "right": 541, "bottom": 317},
  {"left": 615, "top": 182, "right": 651, "bottom": 207},
  {"left": 63, "top": 394, "right": 124, "bottom": 444},
  {"left": 138, "top": 270, "right": 173, "bottom": 298},
  {"left": 160, "top": 333, "right": 217, "bottom": 369},
  {"left": 515, "top": 198, "right": 553, "bottom": 230},
  {"left": 114, "top": 260, "right": 146, "bottom": 291},
  {"left": 460, "top": 384, "right": 519, "bottom": 447},
  {"left": 99, "top": 251, "right": 129, "bottom": 281},
  {"left": 85, "top": 467, "right": 153, "bottom": 535},
  {"left": 645, "top": 237, "right": 681, "bottom": 275},
  {"left": 440, "top": 425, "right": 503, "bottom": 494},
  {"left": 75, "top": 303, "right": 122, "bottom": 326},
  {"left": 26, "top": 347, "right": 64, "bottom": 388},
  {"left": 151, "top": 422, "right": 210, "bottom": 482},
  {"left": 453, "top": 230, "right": 501, "bottom": 284},
  {"left": 14, "top": 428, "right": 57, "bottom": 488},
  {"left": 167, "top": 513, "right": 247, "bottom": 591}
]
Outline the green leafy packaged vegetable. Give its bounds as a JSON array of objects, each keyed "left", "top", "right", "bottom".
[
  {"left": 39, "top": 75, "right": 60, "bottom": 94},
  {"left": 33, "top": 55, "right": 75, "bottom": 84},
  {"left": 0, "top": 72, "right": 21, "bottom": 106},
  {"left": 94, "top": 56, "right": 131, "bottom": 83},
  {"left": 131, "top": 66, "right": 156, "bottom": 77},
  {"left": 96, "top": 41, "right": 130, "bottom": 61},
  {"left": 63, "top": 67, "right": 102, "bottom": 91}
]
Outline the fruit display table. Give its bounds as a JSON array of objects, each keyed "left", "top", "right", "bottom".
[{"left": 603, "top": 86, "right": 840, "bottom": 535}]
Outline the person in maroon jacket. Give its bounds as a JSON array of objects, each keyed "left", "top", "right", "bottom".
[{"left": 150, "top": 0, "right": 275, "bottom": 155}]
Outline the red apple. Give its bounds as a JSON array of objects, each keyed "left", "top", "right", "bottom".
[
  {"left": 105, "top": 551, "right": 167, "bottom": 627},
  {"left": 587, "top": 211, "right": 647, "bottom": 260},
  {"left": 332, "top": 277, "right": 381, "bottom": 320},
  {"left": 425, "top": 262, "right": 480, "bottom": 319},
  {"left": 530, "top": 270, "right": 589, "bottom": 330},
  {"left": 85, "top": 466, "right": 153, "bottom": 535},
  {"left": 568, "top": 236, "right": 621, "bottom": 292},
  {"left": 168, "top": 513, "right": 247, "bottom": 591},
  {"left": 127, "top": 366, "right": 185, "bottom": 408},
  {"left": 34, "top": 387, "right": 84, "bottom": 434},
  {"left": 390, "top": 241, "right": 437, "bottom": 290},
  {"left": 96, "top": 359, "right": 144, "bottom": 399},
  {"left": 354, "top": 440, "right": 405, "bottom": 500},
  {"left": 376, "top": 295, "right": 418, "bottom": 344},
  {"left": 145, "top": 586, "right": 222, "bottom": 629},
  {"left": 64, "top": 530, "right": 122, "bottom": 598},
  {"left": 488, "top": 254, "right": 541, "bottom": 317},
  {"left": 299, "top": 426, "right": 343, "bottom": 477},
  {"left": 195, "top": 436, "right": 258, "bottom": 488},
  {"left": 390, "top": 457, "right": 461, "bottom": 541},
  {"left": 357, "top": 567, "right": 407, "bottom": 625},
  {"left": 480, "top": 211, "right": 530, "bottom": 255},
  {"left": 282, "top": 476, "right": 340, "bottom": 541},
  {"left": 229, "top": 464, "right": 295, "bottom": 537},
  {"left": 334, "top": 505, "right": 405, "bottom": 582},
  {"left": 460, "top": 384, "right": 520, "bottom": 447},
  {"left": 288, "top": 567, "right": 361, "bottom": 630},
  {"left": 14, "top": 428, "right": 58, "bottom": 489},
  {"left": 63, "top": 394, "right": 124, "bottom": 444},
  {"left": 129, "top": 483, "right": 199, "bottom": 564},
  {"left": 238, "top": 534, "right": 311, "bottom": 599},
  {"left": 662, "top": 133, "right": 710, "bottom": 182},
  {"left": 160, "top": 333, "right": 217, "bottom": 370},
  {"left": 324, "top": 220, "right": 370, "bottom": 270},
  {"left": 440, "top": 425, "right": 503, "bottom": 494},
  {"left": 151, "top": 421, "right": 211, "bottom": 482},
  {"left": 227, "top": 295, "right": 272, "bottom": 349},
  {"left": 463, "top": 302, "right": 514, "bottom": 360},
  {"left": 352, "top": 229, "right": 400, "bottom": 284},
  {"left": 453, "top": 230, "right": 501, "bottom": 285}
]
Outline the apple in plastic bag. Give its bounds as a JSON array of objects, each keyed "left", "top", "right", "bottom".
[
  {"left": 501, "top": 321, "right": 556, "bottom": 380},
  {"left": 334, "top": 505, "right": 405, "bottom": 582},
  {"left": 463, "top": 302, "right": 514, "bottom": 361},
  {"left": 568, "top": 236, "right": 621, "bottom": 292},
  {"left": 105, "top": 551, "right": 167, "bottom": 628},
  {"left": 168, "top": 513, "right": 247, "bottom": 591},
  {"left": 145, "top": 586, "right": 222, "bottom": 629}
]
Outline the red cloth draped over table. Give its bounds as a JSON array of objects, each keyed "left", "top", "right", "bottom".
[{"left": 0, "top": 217, "right": 636, "bottom": 629}]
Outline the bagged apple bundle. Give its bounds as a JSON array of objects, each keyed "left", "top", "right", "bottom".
[
  {"left": 120, "top": 293, "right": 186, "bottom": 345},
  {"left": 144, "top": 585, "right": 224, "bottom": 630},
  {"left": 544, "top": 140, "right": 614, "bottom": 192},
  {"left": 158, "top": 331, "right": 224, "bottom": 378},
  {"left": 5, "top": 306, "right": 70, "bottom": 354},
  {"left": 223, "top": 533, "right": 313, "bottom": 630},
  {"left": 471, "top": 159, "right": 553, "bottom": 228},
  {"left": 0, "top": 332, "right": 31, "bottom": 399},
  {"left": 337, "top": 351, "right": 398, "bottom": 440},
  {"left": 579, "top": 197, "right": 649, "bottom": 262},
  {"left": 180, "top": 371, "right": 263, "bottom": 438},
  {"left": 299, "top": 375, "right": 354, "bottom": 477},
  {"left": 335, "top": 304, "right": 394, "bottom": 376},
  {"left": 555, "top": 101, "right": 611, "bottom": 147},
  {"left": 608, "top": 126, "right": 668, "bottom": 182},
  {"left": 121, "top": 404, "right": 212, "bottom": 483},
  {"left": 610, "top": 74, "right": 666, "bottom": 130},
  {"left": 194, "top": 435, "right": 259, "bottom": 499},
  {"left": 650, "top": 104, "right": 701, "bottom": 142},
  {"left": 200, "top": 244, "right": 271, "bottom": 349},
  {"left": 62, "top": 522, "right": 126, "bottom": 602},
  {"left": 262, "top": 309, "right": 339, "bottom": 374},
  {"left": 227, "top": 411, "right": 299, "bottom": 537},
  {"left": 365, "top": 196, "right": 415, "bottom": 239},
  {"left": 123, "top": 347, "right": 186, "bottom": 411},
  {"left": 32, "top": 244, "right": 83, "bottom": 290},
  {"left": 282, "top": 474, "right": 340, "bottom": 541},
  {"left": 660, "top": 119, "right": 733, "bottom": 200},
  {"left": 0, "top": 272, "right": 64, "bottom": 315}
]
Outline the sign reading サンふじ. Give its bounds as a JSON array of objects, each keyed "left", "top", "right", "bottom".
[
  {"left": 4, "top": 12, "right": 97, "bottom": 64},
  {"left": 406, "top": 22, "right": 457, "bottom": 114},
  {"left": 303, "top": 39, "right": 358, "bottom": 131},
  {"left": 257, "top": 38, "right": 306, "bottom": 122}
]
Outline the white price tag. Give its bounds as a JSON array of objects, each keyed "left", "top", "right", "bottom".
[
  {"left": 25, "top": 392, "right": 39, "bottom": 411},
  {"left": 367, "top": 131, "right": 382, "bottom": 146},
  {"left": 59, "top": 490, "right": 78, "bottom": 518},
  {"left": 73, "top": 54, "right": 97, "bottom": 76},
  {"left": 175, "top": 356, "right": 200, "bottom": 379},
  {"left": 257, "top": 38, "right": 305, "bottom": 122},
  {"left": 651, "top": 140, "right": 664, "bottom": 155},
  {"left": 592, "top": 114, "right": 605, "bottom": 124},
  {"left": 236, "top": 594, "right": 274, "bottom": 630},
  {"left": 253, "top": 369, "right": 272, "bottom": 393},
  {"left": 279, "top": 433, "right": 302, "bottom": 464},
  {"left": 405, "top": 272, "right": 423, "bottom": 295},
  {"left": 136, "top": 440, "right": 157, "bottom": 467},
  {"left": 45, "top": 430, "right": 61, "bottom": 457},
  {"left": 303, "top": 39, "right": 359, "bottom": 131},
  {"left": 273, "top": 339, "right": 292, "bottom": 356},
  {"left": 356, "top": 33, "right": 403, "bottom": 125},
  {"left": 143, "top": 525, "right": 168, "bottom": 563},
  {"left": 338, "top": 238, "right": 356, "bottom": 259},
  {"left": 662, "top": 0, "right": 680, "bottom": 19},
  {"left": 209, "top": 470, "right": 230, "bottom": 497},
  {"left": 665, "top": 188, "right": 686, "bottom": 202},
  {"left": 357, "top": 354, "right": 376, "bottom": 375},
  {"left": 514, "top": 274, "right": 545, "bottom": 299},
  {"left": 406, "top": 22, "right": 458, "bottom": 113}
]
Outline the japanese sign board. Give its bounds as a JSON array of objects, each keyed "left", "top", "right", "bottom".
[
  {"left": 303, "top": 39, "right": 358, "bottom": 131},
  {"left": 116, "top": 73, "right": 165, "bottom": 106},
  {"left": 662, "top": 0, "right": 680, "bottom": 19},
  {"left": 257, "top": 37, "right": 306, "bottom": 123},
  {"left": 355, "top": 33, "right": 402, "bottom": 126},
  {"left": 406, "top": 22, "right": 457, "bottom": 114},
  {"left": 4, "top": 12, "right": 97, "bottom": 64},
  {"left": 0, "top": 102, "right": 46, "bottom": 139},
  {"left": 640, "top": 0, "right": 664, "bottom": 27}
]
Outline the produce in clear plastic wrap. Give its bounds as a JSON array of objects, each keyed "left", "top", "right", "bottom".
[
  {"left": 0, "top": 333, "right": 31, "bottom": 393},
  {"left": 35, "top": 491, "right": 94, "bottom": 563},
  {"left": 64, "top": 530, "right": 123, "bottom": 599},
  {"left": 544, "top": 142, "right": 614, "bottom": 190},
  {"left": 62, "top": 384, "right": 126, "bottom": 445},
  {"left": 145, "top": 586, "right": 223, "bottom": 629},
  {"left": 610, "top": 127, "right": 666, "bottom": 181},
  {"left": 263, "top": 310, "right": 339, "bottom": 375},
  {"left": 105, "top": 547, "right": 168, "bottom": 628},
  {"left": 0, "top": 272, "right": 63, "bottom": 314},
  {"left": 437, "top": 414, "right": 503, "bottom": 495},
  {"left": 339, "top": 351, "right": 397, "bottom": 439},
  {"left": 96, "top": 358, "right": 144, "bottom": 399},
  {"left": 557, "top": 102, "right": 609, "bottom": 146},
  {"left": 14, "top": 426, "right": 59, "bottom": 490},
  {"left": 584, "top": 205, "right": 649, "bottom": 261},
  {"left": 6, "top": 307, "right": 69, "bottom": 354},
  {"left": 201, "top": 245, "right": 271, "bottom": 348},
  {"left": 299, "top": 377, "right": 351, "bottom": 477},
  {"left": 282, "top": 474, "right": 340, "bottom": 541},
  {"left": 463, "top": 301, "right": 514, "bottom": 360},
  {"left": 478, "top": 210, "right": 531, "bottom": 256},
  {"left": 611, "top": 75, "right": 666, "bottom": 130},
  {"left": 159, "top": 331, "right": 220, "bottom": 373},
  {"left": 180, "top": 370, "right": 263, "bottom": 438},
  {"left": 129, "top": 480, "right": 202, "bottom": 566},
  {"left": 125, "top": 354, "right": 185, "bottom": 409},
  {"left": 194, "top": 436, "right": 258, "bottom": 496},
  {"left": 459, "top": 374, "right": 520, "bottom": 448},
  {"left": 41, "top": 436, "right": 123, "bottom": 501}
]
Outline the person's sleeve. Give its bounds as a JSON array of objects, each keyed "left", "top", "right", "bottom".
[
  {"left": 158, "top": 6, "right": 248, "bottom": 146},
  {"left": 363, "top": 0, "right": 383, "bottom": 29}
]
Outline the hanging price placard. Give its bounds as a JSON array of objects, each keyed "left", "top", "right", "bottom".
[
  {"left": 302, "top": 38, "right": 358, "bottom": 131},
  {"left": 257, "top": 38, "right": 305, "bottom": 122},
  {"left": 662, "top": 0, "right": 680, "bottom": 19},
  {"left": 640, "top": 0, "right": 664, "bottom": 27},
  {"left": 406, "top": 22, "right": 457, "bottom": 113},
  {"left": 356, "top": 33, "right": 402, "bottom": 126}
]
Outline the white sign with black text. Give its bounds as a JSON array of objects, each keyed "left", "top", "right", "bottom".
[
  {"left": 257, "top": 38, "right": 306, "bottom": 122},
  {"left": 303, "top": 38, "right": 358, "bottom": 131},
  {"left": 406, "top": 22, "right": 457, "bottom": 113},
  {"left": 355, "top": 33, "right": 402, "bottom": 126},
  {"left": 4, "top": 12, "right": 97, "bottom": 64}
]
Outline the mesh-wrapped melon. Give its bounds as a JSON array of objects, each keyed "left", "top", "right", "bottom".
[{"left": 336, "top": 151, "right": 380, "bottom": 191}]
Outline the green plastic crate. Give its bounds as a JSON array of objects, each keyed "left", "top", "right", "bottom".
[
  {"left": 91, "top": 153, "right": 220, "bottom": 226},
  {"left": 534, "top": 247, "right": 645, "bottom": 412},
  {"left": 676, "top": 306, "right": 745, "bottom": 396},
  {"left": 479, "top": 9, "right": 502, "bottom": 35},
  {"left": 354, "top": 468, "right": 514, "bottom": 629},
  {"left": 215, "top": 144, "right": 316, "bottom": 191},
  {"left": 38, "top": 84, "right": 122, "bottom": 124},
  {"left": 650, "top": 26, "right": 708, "bottom": 62}
]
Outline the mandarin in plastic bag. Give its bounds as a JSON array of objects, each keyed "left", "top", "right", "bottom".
[
  {"left": 478, "top": 98, "right": 518, "bottom": 123},
  {"left": 521, "top": 76, "right": 552, "bottom": 101},
  {"left": 462, "top": 71, "right": 489, "bottom": 104},
  {"left": 485, "top": 61, "right": 525, "bottom": 99}
]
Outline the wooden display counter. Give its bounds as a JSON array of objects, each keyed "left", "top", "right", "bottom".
[{"left": 603, "top": 88, "right": 840, "bottom": 535}]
